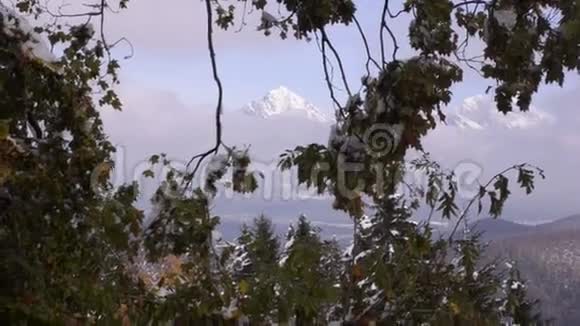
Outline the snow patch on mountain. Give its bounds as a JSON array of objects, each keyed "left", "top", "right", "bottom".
[
  {"left": 242, "top": 86, "right": 331, "bottom": 123},
  {"left": 446, "top": 95, "right": 554, "bottom": 130}
]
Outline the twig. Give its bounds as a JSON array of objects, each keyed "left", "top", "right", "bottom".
[
  {"left": 235, "top": 0, "right": 249, "bottom": 32},
  {"left": 447, "top": 164, "right": 525, "bottom": 242},
  {"left": 352, "top": 15, "right": 381, "bottom": 76},
  {"left": 382, "top": 21, "right": 399, "bottom": 62},
  {"left": 317, "top": 31, "right": 345, "bottom": 115},
  {"left": 380, "top": 1, "right": 388, "bottom": 65},
  {"left": 380, "top": 1, "right": 399, "bottom": 64},
  {"left": 183, "top": 0, "right": 224, "bottom": 190},
  {"left": 109, "top": 37, "right": 135, "bottom": 60},
  {"left": 320, "top": 28, "right": 352, "bottom": 97},
  {"left": 386, "top": 0, "right": 408, "bottom": 19}
]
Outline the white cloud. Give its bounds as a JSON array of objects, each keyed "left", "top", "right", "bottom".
[
  {"left": 425, "top": 92, "right": 580, "bottom": 222},
  {"left": 446, "top": 95, "right": 555, "bottom": 130},
  {"left": 105, "top": 0, "right": 302, "bottom": 53},
  {"left": 101, "top": 82, "right": 580, "bottom": 225}
]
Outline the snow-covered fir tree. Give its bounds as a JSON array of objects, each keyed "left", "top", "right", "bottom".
[
  {"left": 500, "top": 261, "right": 543, "bottom": 325},
  {"left": 229, "top": 215, "right": 280, "bottom": 323}
]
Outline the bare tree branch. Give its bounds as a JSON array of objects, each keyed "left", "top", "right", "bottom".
[
  {"left": 385, "top": 0, "right": 409, "bottom": 19},
  {"left": 380, "top": 1, "right": 388, "bottom": 65},
  {"left": 318, "top": 32, "right": 345, "bottom": 114},
  {"left": 453, "top": 0, "right": 486, "bottom": 76},
  {"left": 383, "top": 21, "right": 399, "bottom": 63},
  {"left": 320, "top": 28, "right": 352, "bottom": 97},
  {"left": 352, "top": 15, "right": 381, "bottom": 76},
  {"left": 380, "top": 1, "right": 399, "bottom": 64},
  {"left": 184, "top": 0, "right": 224, "bottom": 190},
  {"left": 99, "top": 0, "right": 110, "bottom": 59},
  {"left": 109, "top": 37, "right": 134, "bottom": 59}
]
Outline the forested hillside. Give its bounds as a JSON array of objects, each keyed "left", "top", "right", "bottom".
[{"left": 484, "top": 216, "right": 580, "bottom": 325}]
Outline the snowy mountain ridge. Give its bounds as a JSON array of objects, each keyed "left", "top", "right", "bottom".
[
  {"left": 446, "top": 95, "right": 554, "bottom": 130},
  {"left": 242, "top": 90, "right": 553, "bottom": 129},
  {"left": 241, "top": 86, "right": 331, "bottom": 123}
]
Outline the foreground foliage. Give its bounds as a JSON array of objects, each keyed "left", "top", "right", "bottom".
[{"left": 2, "top": 0, "right": 578, "bottom": 324}]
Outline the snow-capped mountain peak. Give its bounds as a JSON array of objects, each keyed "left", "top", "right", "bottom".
[
  {"left": 446, "top": 95, "right": 554, "bottom": 130},
  {"left": 242, "top": 86, "right": 331, "bottom": 123}
]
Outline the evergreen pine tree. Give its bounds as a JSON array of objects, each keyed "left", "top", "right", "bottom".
[
  {"left": 278, "top": 215, "right": 342, "bottom": 324},
  {"left": 501, "top": 261, "right": 544, "bottom": 325},
  {"left": 230, "top": 215, "right": 280, "bottom": 323}
]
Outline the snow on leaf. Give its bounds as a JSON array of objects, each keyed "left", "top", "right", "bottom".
[
  {"left": 221, "top": 298, "right": 239, "bottom": 320},
  {"left": 207, "top": 154, "right": 229, "bottom": 174},
  {"left": 511, "top": 281, "right": 524, "bottom": 290},
  {"left": 388, "top": 244, "right": 395, "bottom": 255},
  {"left": 494, "top": 8, "right": 517, "bottom": 31},
  {"left": 343, "top": 242, "right": 354, "bottom": 259},
  {"left": 283, "top": 235, "right": 295, "bottom": 250},
  {"left": 278, "top": 255, "right": 288, "bottom": 267},
  {"left": 355, "top": 249, "right": 372, "bottom": 263},
  {"left": 359, "top": 215, "right": 374, "bottom": 230},
  {"left": 0, "top": 3, "right": 57, "bottom": 62}
]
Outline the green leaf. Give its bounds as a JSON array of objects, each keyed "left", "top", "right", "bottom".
[
  {"left": 437, "top": 192, "right": 458, "bottom": 219},
  {"left": 0, "top": 119, "right": 9, "bottom": 139},
  {"left": 517, "top": 167, "right": 535, "bottom": 194},
  {"left": 239, "top": 279, "right": 250, "bottom": 294},
  {"left": 149, "top": 154, "right": 160, "bottom": 165}
]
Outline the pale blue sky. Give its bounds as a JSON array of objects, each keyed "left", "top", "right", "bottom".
[
  {"left": 109, "top": 0, "right": 497, "bottom": 113},
  {"left": 99, "top": 0, "right": 580, "bottom": 222},
  {"left": 110, "top": 0, "right": 580, "bottom": 115}
]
